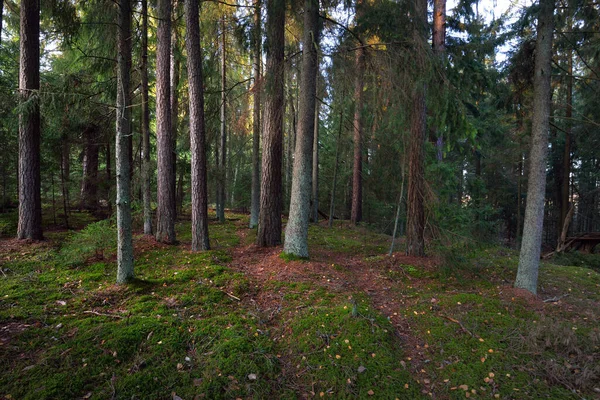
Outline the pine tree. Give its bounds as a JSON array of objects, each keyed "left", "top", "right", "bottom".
[
  {"left": 515, "top": 0, "right": 554, "bottom": 294},
  {"left": 141, "top": 0, "right": 152, "bottom": 235},
  {"left": 116, "top": 0, "right": 134, "bottom": 283},
  {"left": 17, "top": 0, "right": 42, "bottom": 240},
  {"left": 284, "top": 0, "right": 320, "bottom": 258},
  {"left": 155, "top": 0, "right": 176, "bottom": 244},
  {"left": 249, "top": 0, "right": 262, "bottom": 229},
  {"left": 257, "top": 0, "right": 285, "bottom": 247},
  {"left": 186, "top": 0, "right": 210, "bottom": 251}
]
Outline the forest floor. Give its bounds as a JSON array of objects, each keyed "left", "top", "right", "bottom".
[{"left": 1, "top": 210, "right": 599, "bottom": 399}]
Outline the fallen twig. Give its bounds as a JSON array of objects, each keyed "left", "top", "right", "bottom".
[
  {"left": 221, "top": 290, "right": 241, "bottom": 301},
  {"left": 543, "top": 294, "right": 569, "bottom": 303},
  {"left": 83, "top": 310, "right": 124, "bottom": 319},
  {"left": 439, "top": 314, "right": 479, "bottom": 338}
]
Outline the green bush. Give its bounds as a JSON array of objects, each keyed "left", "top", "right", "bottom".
[{"left": 58, "top": 219, "right": 116, "bottom": 266}]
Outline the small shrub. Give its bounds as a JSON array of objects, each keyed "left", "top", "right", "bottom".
[{"left": 58, "top": 219, "right": 116, "bottom": 266}]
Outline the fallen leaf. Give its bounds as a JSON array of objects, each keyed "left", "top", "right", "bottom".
[
  {"left": 248, "top": 373, "right": 257, "bottom": 380},
  {"left": 368, "top": 390, "right": 374, "bottom": 395},
  {"left": 358, "top": 366, "right": 366, "bottom": 373}
]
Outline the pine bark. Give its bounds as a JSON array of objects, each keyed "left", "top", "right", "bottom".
[
  {"left": 432, "top": 0, "right": 446, "bottom": 160},
  {"left": 17, "top": 0, "right": 42, "bottom": 240},
  {"left": 186, "top": 0, "right": 210, "bottom": 251},
  {"left": 217, "top": 16, "right": 227, "bottom": 222},
  {"left": 283, "top": 0, "right": 320, "bottom": 258},
  {"left": 116, "top": 0, "right": 134, "bottom": 284},
  {"left": 250, "top": 0, "right": 261, "bottom": 229},
  {"left": 328, "top": 108, "right": 343, "bottom": 228},
  {"left": 155, "top": 0, "right": 176, "bottom": 244},
  {"left": 350, "top": 0, "right": 365, "bottom": 225},
  {"left": 80, "top": 126, "right": 99, "bottom": 211},
  {"left": 515, "top": 0, "right": 554, "bottom": 294},
  {"left": 257, "top": 0, "right": 285, "bottom": 247},
  {"left": 406, "top": 0, "right": 428, "bottom": 257},
  {"left": 141, "top": 0, "right": 152, "bottom": 235},
  {"left": 170, "top": 13, "right": 180, "bottom": 218}
]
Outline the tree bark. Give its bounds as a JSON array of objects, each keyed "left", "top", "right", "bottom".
[
  {"left": 186, "top": 0, "right": 211, "bottom": 251},
  {"left": 257, "top": 0, "right": 285, "bottom": 247},
  {"left": 559, "top": 53, "right": 572, "bottom": 237},
  {"left": 217, "top": 16, "right": 227, "bottom": 222},
  {"left": 141, "top": 0, "right": 152, "bottom": 235},
  {"left": 311, "top": 101, "right": 320, "bottom": 223},
  {"left": 17, "top": 0, "right": 42, "bottom": 240},
  {"left": 328, "top": 108, "right": 343, "bottom": 228},
  {"left": 283, "top": 0, "right": 320, "bottom": 258},
  {"left": 406, "top": 0, "right": 428, "bottom": 257},
  {"left": 515, "top": 0, "right": 554, "bottom": 294},
  {"left": 155, "top": 0, "right": 176, "bottom": 244},
  {"left": 0, "top": 0, "right": 4, "bottom": 46},
  {"left": 80, "top": 126, "right": 99, "bottom": 211},
  {"left": 170, "top": 11, "right": 180, "bottom": 219},
  {"left": 432, "top": 0, "right": 446, "bottom": 160},
  {"left": 116, "top": 0, "right": 134, "bottom": 284},
  {"left": 249, "top": 0, "right": 261, "bottom": 229},
  {"left": 350, "top": 0, "right": 365, "bottom": 225}
]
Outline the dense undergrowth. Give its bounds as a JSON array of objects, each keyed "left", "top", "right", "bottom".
[{"left": 0, "top": 210, "right": 598, "bottom": 399}]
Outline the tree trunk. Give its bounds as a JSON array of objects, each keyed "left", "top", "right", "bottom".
[
  {"left": 17, "top": 0, "right": 42, "bottom": 240},
  {"left": 80, "top": 126, "right": 99, "bottom": 211},
  {"left": 389, "top": 166, "right": 406, "bottom": 255},
  {"left": 217, "top": 16, "right": 227, "bottom": 222},
  {"left": 432, "top": 0, "right": 446, "bottom": 160},
  {"left": 514, "top": 0, "right": 554, "bottom": 294},
  {"left": 185, "top": 0, "right": 210, "bottom": 250},
  {"left": 311, "top": 101, "right": 320, "bottom": 223},
  {"left": 0, "top": 0, "right": 4, "bottom": 46},
  {"left": 283, "top": 0, "right": 320, "bottom": 258},
  {"left": 155, "top": 0, "right": 176, "bottom": 244},
  {"left": 350, "top": 0, "right": 365, "bottom": 225},
  {"left": 106, "top": 141, "right": 113, "bottom": 215},
  {"left": 141, "top": 0, "right": 152, "bottom": 235},
  {"left": 559, "top": 53, "right": 572, "bottom": 236},
  {"left": 249, "top": 0, "right": 262, "bottom": 229},
  {"left": 170, "top": 12, "right": 180, "bottom": 219},
  {"left": 406, "top": 0, "right": 428, "bottom": 257},
  {"left": 116, "top": 0, "right": 134, "bottom": 284},
  {"left": 257, "top": 0, "right": 285, "bottom": 247},
  {"left": 329, "top": 108, "right": 344, "bottom": 228}
]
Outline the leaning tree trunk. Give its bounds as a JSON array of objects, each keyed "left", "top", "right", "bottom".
[
  {"left": 116, "top": 0, "right": 134, "bottom": 284},
  {"left": 217, "top": 16, "right": 227, "bottom": 222},
  {"left": 155, "top": 0, "right": 176, "bottom": 244},
  {"left": 186, "top": 0, "right": 210, "bottom": 251},
  {"left": 257, "top": 0, "right": 285, "bottom": 247},
  {"left": 141, "top": 0, "right": 152, "bottom": 235},
  {"left": 80, "top": 126, "right": 99, "bottom": 211},
  {"left": 515, "top": 0, "right": 554, "bottom": 295},
  {"left": 249, "top": 0, "right": 261, "bottom": 229},
  {"left": 283, "top": 0, "right": 320, "bottom": 258},
  {"left": 406, "top": 0, "right": 428, "bottom": 257},
  {"left": 350, "top": 0, "right": 365, "bottom": 225},
  {"left": 17, "top": 0, "right": 42, "bottom": 240}
]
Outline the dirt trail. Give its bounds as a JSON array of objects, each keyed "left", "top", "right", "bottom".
[{"left": 228, "top": 222, "right": 439, "bottom": 396}]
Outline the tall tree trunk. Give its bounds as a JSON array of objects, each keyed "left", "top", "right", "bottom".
[
  {"left": 329, "top": 108, "right": 344, "bottom": 228},
  {"left": 432, "top": 0, "right": 446, "bottom": 160},
  {"left": 106, "top": 140, "right": 113, "bottom": 215},
  {"left": 257, "top": 0, "right": 284, "bottom": 247},
  {"left": 155, "top": 0, "right": 176, "bottom": 244},
  {"left": 217, "top": 16, "right": 227, "bottom": 222},
  {"left": 170, "top": 11, "right": 180, "bottom": 218},
  {"left": 141, "top": 0, "right": 152, "bottom": 235},
  {"left": 250, "top": 0, "right": 261, "bottom": 229},
  {"left": 311, "top": 101, "right": 320, "bottom": 223},
  {"left": 80, "top": 126, "right": 99, "bottom": 211},
  {"left": 17, "top": 0, "right": 42, "bottom": 240},
  {"left": 116, "top": 0, "right": 134, "bottom": 284},
  {"left": 406, "top": 0, "right": 428, "bottom": 257},
  {"left": 283, "top": 0, "right": 320, "bottom": 258},
  {"left": 515, "top": 0, "right": 554, "bottom": 294},
  {"left": 350, "top": 0, "right": 365, "bottom": 225},
  {"left": 559, "top": 53, "right": 572, "bottom": 236},
  {"left": 0, "top": 0, "right": 4, "bottom": 46},
  {"left": 186, "top": 0, "right": 210, "bottom": 251}
]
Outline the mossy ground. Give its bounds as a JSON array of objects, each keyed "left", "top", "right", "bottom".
[{"left": 1, "top": 210, "right": 598, "bottom": 399}]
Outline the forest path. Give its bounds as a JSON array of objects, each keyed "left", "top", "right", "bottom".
[{"left": 227, "top": 219, "right": 440, "bottom": 396}]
